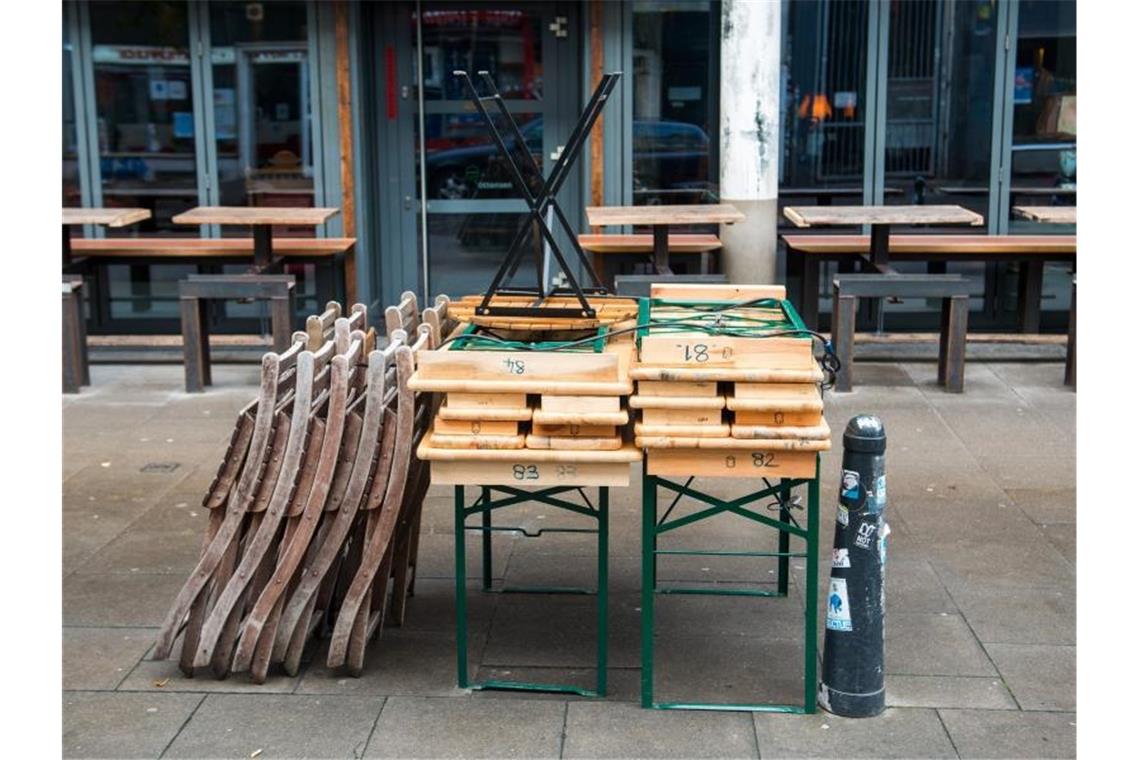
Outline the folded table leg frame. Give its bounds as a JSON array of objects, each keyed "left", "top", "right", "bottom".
[
  {"left": 454, "top": 484, "right": 610, "bottom": 697},
  {"left": 640, "top": 464, "right": 821, "bottom": 713}
]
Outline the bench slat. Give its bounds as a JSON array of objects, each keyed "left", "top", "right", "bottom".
[
  {"left": 70, "top": 237, "right": 356, "bottom": 258},
  {"left": 578, "top": 233, "right": 722, "bottom": 253},
  {"left": 833, "top": 273, "right": 973, "bottom": 298},
  {"left": 782, "top": 234, "right": 1074, "bottom": 255}
]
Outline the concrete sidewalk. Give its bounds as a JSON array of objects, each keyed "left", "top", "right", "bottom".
[{"left": 63, "top": 361, "right": 1075, "bottom": 759}]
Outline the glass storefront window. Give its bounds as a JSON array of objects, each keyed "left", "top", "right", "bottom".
[
  {"left": 632, "top": 0, "right": 717, "bottom": 206},
  {"left": 1009, "top": 0, "right": 1076, "bottom": 231},
  {"left": 209, "top": 1, "right": 314, "bottom": 224},
  {"left": 90, "top": 1, "right": 197, "bottom": 235},
  {"left": 419, "top": 9, "right": 543, "bottom": 101},
  {"left": 883, "top": 0, "right": 997, "bottom": 221},
  {"left": 64, "top": 16, "right": 80, "bottom": 208},
  {"left": 779, "top": 0, "right": 870, "bottom": 219}
]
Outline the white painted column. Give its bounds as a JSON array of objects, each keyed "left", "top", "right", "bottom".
[{"left": 719, "top": 0, "right": 781, "bottom": 285}]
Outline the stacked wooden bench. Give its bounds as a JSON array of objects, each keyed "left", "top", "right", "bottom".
[
  {"left": 410, "top": 297, "right": 643, "bottom": 484},
  {"left": 782, "top": 234, "right": 1076, "bottom": 331},
  {"left": 631, "top": 284, "right": 831, "bottom": 480},
  {"left": 154, "top": 292, "right": 450, "bottom": 681}
]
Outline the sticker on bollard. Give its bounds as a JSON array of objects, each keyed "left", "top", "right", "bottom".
[{"left": 819, "top": 415, "right": 889, "bottom": 718}]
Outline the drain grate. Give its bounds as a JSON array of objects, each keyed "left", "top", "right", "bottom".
[{"left": 140, "top": 462, "right": 181, "bottom": 474}]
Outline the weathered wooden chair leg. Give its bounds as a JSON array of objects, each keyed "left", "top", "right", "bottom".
[
  {"left": 1065, "top": 278, "right": 1076, "bottom": 389},
  {"left": 181, "top": 295, "right": 211, "bottom": 392},
  {"left": 270, "top": 294, "right": 294, "bottom": 353},
  {"left": 832, "top": 291, "right": 857, "bottom": 392},
  {"left": 939, "top": 295, "right": 968, "bottom": 393}
]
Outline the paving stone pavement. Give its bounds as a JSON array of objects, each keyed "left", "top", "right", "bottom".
[{"left": 62, "top": 362, "right": 1076, "bottom": 758}]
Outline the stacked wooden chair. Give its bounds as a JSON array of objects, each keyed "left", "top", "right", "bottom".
[{"left": 154, "top": 293, "right": 454, "bottom": 681}]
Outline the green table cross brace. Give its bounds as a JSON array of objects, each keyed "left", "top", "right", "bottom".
[
  {"left": 454, "top": 484, "right": 610, "bottom": 697},
  {"left": 640, "top": 464, "right": 822, "bottom": 712}
]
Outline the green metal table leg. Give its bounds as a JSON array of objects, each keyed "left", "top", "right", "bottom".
[
  {"left": 596, "top": 487, "right": 609, "bottom": 696},
  {"left": 454, "top": 485, "right": 469, "bottom": 688},
  {"left": 454, "top": 483, "right": 609, "bottom": 696},
  {"left": 641, "top": 474, "right": 657, "bottom": 708},
  {"left": 481, "top": 486, "right": 493, "bottom": 591},
  {"left": 777, "top": 478, "right": 790, "bottom": 597},
  {"left": 639, "top": 468, "right": 821, "bottom": 713},
  {"left": 804, "top": 463, "right": 821, "bottom": 713}
]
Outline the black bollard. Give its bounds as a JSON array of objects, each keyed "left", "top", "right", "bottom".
[{"left": 819, "top": 415, "right": 889, "bottom": 717}]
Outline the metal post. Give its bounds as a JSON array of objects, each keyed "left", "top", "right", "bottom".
[
  {"left": 820, "top": 419, "right": 888, "bottom": 717},
  {"left": 481, "top": 487, "right": 493, "bottom": 592},
  {"left": 253, "top": 225, "right": 273, "bottom": 270},
  {"left": 804, "top": 466, "right": 820, "bottom": 713},
  {"left": 454, "top": 485, "right": 469, "bottom": 688},
  {"left": 596, "top": 486, "right": 609, "bottom": 696},
  {"left": 640, "top": 474, "right": 656, "bottom": 708},
  {"left": 777, "top": 479, "right": 790, "bottom": 596}
]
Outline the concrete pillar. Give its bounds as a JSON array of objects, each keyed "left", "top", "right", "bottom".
[{"left": 719, "top": 0, "right": 781, "bottom": 285}]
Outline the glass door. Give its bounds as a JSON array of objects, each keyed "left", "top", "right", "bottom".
[{"left": 412, "top": 2, "right": 580, "bottom": 299}]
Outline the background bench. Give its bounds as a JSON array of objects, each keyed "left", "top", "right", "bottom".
[
  {"left": 69, "top": 237, "right": 353, "bottom": 324},
  {"left": 833, "top": 274, "right": 972, "bottom": 392},
  {"left": 179, "top": 274, "right": 296, "bottom": 392},
  {"left": 579, "top": 233, "right": 722, "bottom": 288},
  {"left": 783, "top": 234, "right": 1076, "bottom": 332}
]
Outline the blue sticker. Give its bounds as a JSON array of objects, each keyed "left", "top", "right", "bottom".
[
  {"left": 840, "top": 469, "right": 861, "bottom": 501},
  {"left": 826, "top": 578, "right": 852, "bottom": 631}
]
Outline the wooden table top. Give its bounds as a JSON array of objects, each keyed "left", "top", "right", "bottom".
[
  {"left": 1012, "top": 206, "right": 1076, "bottom": 225},
  {"left": 783, "top": 204, "right": 984, "bottom": 228},
  {"left": 586, "top": 203, "right": 745, "bottom": 227},
  {"left": 172, "top": 206, "right": 339, "bottom": 226},
  {"left": 63, "top": 207, "right": 151, "bottom": 227}
]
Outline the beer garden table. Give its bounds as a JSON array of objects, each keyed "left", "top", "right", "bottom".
[
  {"left": 782, "top": 204, "right": 985, "bottom": 330},
  {"left": 172, "top": 206, "right": 340, "bottom": 272},
  {"left": 1012, "top": 205, "right": 1076, "bottom": 225},
  {"left": 62, "top": 207, "right": 150, "bottom": 268},
  {"left": 585, "top": 204, "right": 745, "bottom": 275}
]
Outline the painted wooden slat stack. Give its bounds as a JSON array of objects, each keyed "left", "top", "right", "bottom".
[
  {"left": 410, "top": 296, "right": 644, "bottom": 488},
  {"left": 631, "top": 284, "right": 832, "bottom": 479}
]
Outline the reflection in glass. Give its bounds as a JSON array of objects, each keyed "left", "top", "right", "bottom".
[
  {"left": 426, "top": 214, "right": 533, "bottom": 297},
  {"left": 418, "top": 9, "right": 542, "bottom": 100},
  {"left": 632, "top": 0, "right": 716, "bottom": 206},
  {"left": 779, "top": 0, "right": 869, "bottom": 210},
  {"left": 1010, "top": 0, "right": 1076, "bottom": 230},
  {"left": 420, "top": 112, "right": 543, "bottom": 200},
  {"left": 64, "top": 18, "right": 80, "bottom": 208},
  {"left": 91, "top": 1, "right": 198, "bottom": 235},
  {"left": 884, "top": 0, "right": 996, "bottom": 221},
  {"left": 210, "top": 1, "right": 314, "bottom": 226}
]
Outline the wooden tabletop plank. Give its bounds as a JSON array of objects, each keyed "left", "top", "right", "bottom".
[
  {"left": 63, "top": 207, "right": 151, "bottom": 227},
  {"left": 586, "top": 203, "right": 745, "bottom": 226},
  {"left": 171, "top": 206, "right": 339, "bottom": 226},
  {"left": 782, "top": 204, "right": 984, "bottom": 228},
  {"left": 1012, "top": 206, "right": 1076, "bottom": 225}
]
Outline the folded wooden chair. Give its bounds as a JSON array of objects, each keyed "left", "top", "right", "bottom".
[
  {"left": 273, "top": 336, "right": 405, "bottom": 676},
  {"left": 154, "top": 330, "right": 311, "bottom": 661},
  {"left": 326, "top": 328, "right": 422, "bottom": 674},
  {"left": 231, "top": 321, "right": 373, "bottom": 681},
  {"left": 191, "top": 336, "right": 341, "bottom": 671}
]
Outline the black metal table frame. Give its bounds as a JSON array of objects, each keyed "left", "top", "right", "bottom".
[{"left": 455, "top": 69, "right": 621, "bottom": 320}]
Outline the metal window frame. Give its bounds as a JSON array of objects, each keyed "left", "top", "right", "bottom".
[{"left": 990, "top": 0, "right": 1019, "bottom": 236}]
